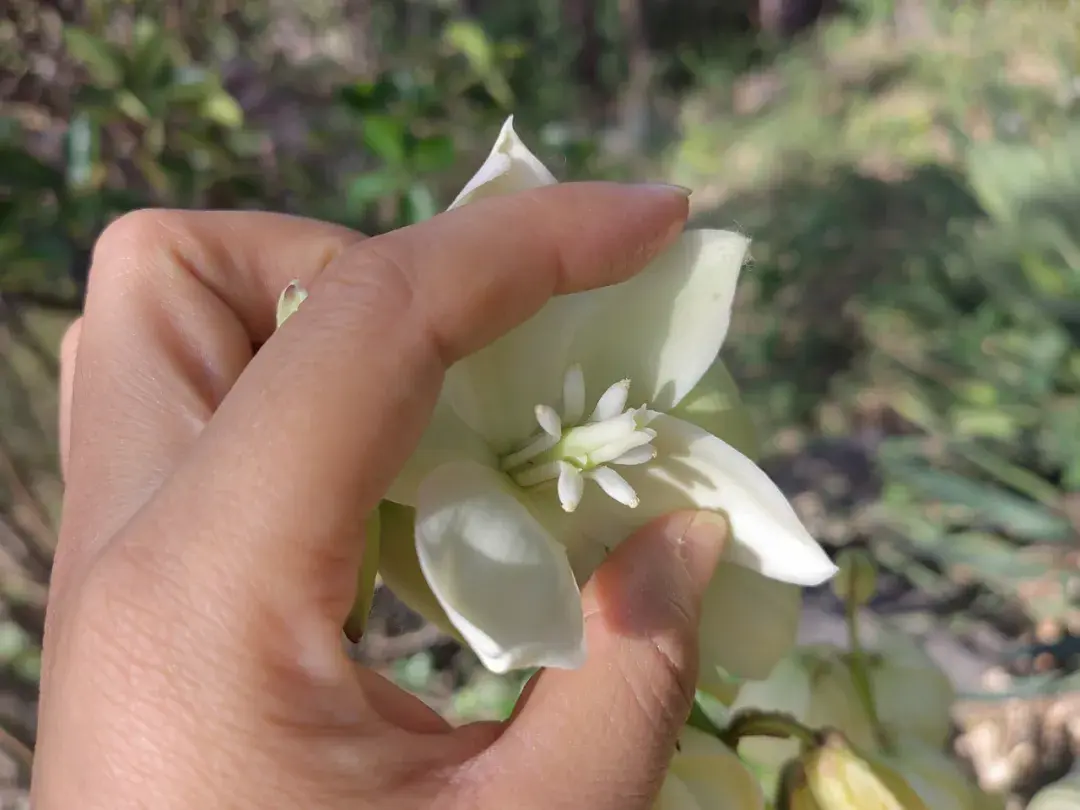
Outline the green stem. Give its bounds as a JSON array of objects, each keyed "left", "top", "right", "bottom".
[
  {"left": 719, "top": 709, "right": 819, "bottom": 752},
  {"left": 845, "top": 599, "right": 890, "bottom": 752}
]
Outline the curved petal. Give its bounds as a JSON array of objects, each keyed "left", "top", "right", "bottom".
[
  {"left": 385, "top": 396, "right": 498, "bottom": 506},
  {"left": 415, "top": 460, "right": 585, "bottom": 673},
  {"left": 569, "top": 230, "right": 750, "bottom": 412},
  {"left": 448, "top": 116, "right": 557, "bottom": 210},
  {"left": 698, "top": 565, "right": 802, "bottom": 683},
  {"left": 540, "top": 414, "right": 835, "bottom": 587},
  {"left": 670, "top": 357, "right": 760, "bottom": 461},
  {"left": 636, "top": 414, "right": 836, "bottom": 585}
]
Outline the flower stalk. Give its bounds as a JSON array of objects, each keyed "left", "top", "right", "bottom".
[
  {"left": 834, "top": 549, "right": 890, "bottom": 753},
  {"left": 720, "top": 709, "right": 820, "bottom": 752}
]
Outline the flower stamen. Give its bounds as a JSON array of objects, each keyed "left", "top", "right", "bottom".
[
  {"left": 588, "top": 379, "right": 631, "bottom": 423},
  {"left": 513, "top": 460, "right": 563, "bottom": 487},
  {"left": 562, "top": 365, "right": 586, "bottom": 424},
  {"left": 535, "top": 404, "right": 562, "bottom": 438},
  {"left": 611, "top": 445, "right": 657, "bottom": 466},
  {"left": 587, "top": 466, "right": 639, "bottom": 508},
  {"left": 499, "top": 366, "right": 658, "bottom": 512},
  {"left": 499, "top": 432, "right": 560, "bottom": 471},
  {"left": 557, "top": 462, "right": 584, "bottom": 512}
]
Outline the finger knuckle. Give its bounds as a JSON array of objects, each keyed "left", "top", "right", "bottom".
[
  {"left": 88, "top": 208, "right": 193, "bottom": 299},
  {"left": 324, "top": 239, "right": 448, "bottom": 368}
]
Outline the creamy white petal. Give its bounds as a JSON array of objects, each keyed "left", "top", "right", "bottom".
[
  {"left": 636, "top": 413, "right": 836, "bottom": 585},
  {"left": 385, "top": 396, "right": 498, "bottom": 506},
  {"left": 698, "top": 564, "right": 803, "bottom": 683},
  {"left": 442, "top": 292, "right": 597, "bottom": 452},
  {"left": 544, "top": 414, "right": 835, "bottom": 587},
  {"left": 447, "top": 116, "right": 557, "bottom": 210},
  {"left": 569, "top": 230, "right": 750, "bottom": 413},
  {"left": 414, "top": 461, "right": 585, "bottom": 673}
]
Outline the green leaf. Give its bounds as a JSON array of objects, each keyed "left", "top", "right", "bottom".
[
  {"left": 337, "top": 79, "right": 398, "bottom": 114},
  {"left": 403, "top": 183, "right": 438, "bottom": 224},
  {"left": 200, "top": 91, "right": 244, "bottom": 129},
  {"left": 129, "top": 18, "right": 173, "bottom": 95},
  {"left": 884, "top": 463, "right": 1073, "bottom": 543},
  {"left": 411, "top": 135, "right": 455, "bottom": 173},
  {"left": 443, "top": 20, "right": 496, "bottom": 72},
  {"left": 63, "top": 27, "right": 125, "bottom": 88},
  {"left": 442, "top": 20, "right": 514, "bottom": 107},
  {"left": 115, "top": 90, "right": 151, "bottom": 124},
  {"left": 0, "top": 146, "right": 63, "bottom": 191},
  {"left": 362, "top": 115, "right": 408, "bottom": 166},
  {"left": 346, "top": 169, "right": 404, "bottom": 216},
  {"left": 65, "top": 112, "right": 100, "bottom": 190}
]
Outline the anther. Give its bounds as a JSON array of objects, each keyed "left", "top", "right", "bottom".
[
  {"left": 587, "top": 466, "right": 639, "bottom": 508},
  {"left": 557, "top": 462, "right": 584, "bottom": 512},
  {"left": 535, "top": 404, "right": 562, "bottom": 438},
  {"left": 588, "top": 379, "right": 631, "bottom": 423}
]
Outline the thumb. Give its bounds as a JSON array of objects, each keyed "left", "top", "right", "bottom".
[{"left": 480, "top": 510, "right": 729, "bottom": 810}]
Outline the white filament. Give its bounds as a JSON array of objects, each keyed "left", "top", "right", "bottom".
[
  {"left": 501, "top": 365, "right": 658, "bottom": 512},
  {"left": 562, "top": 365, "right": 586, "bottom": 424}
]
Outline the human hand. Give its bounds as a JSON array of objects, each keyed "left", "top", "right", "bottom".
[{"left": 33, "top": 182, "right": 731, "bottom": 809}]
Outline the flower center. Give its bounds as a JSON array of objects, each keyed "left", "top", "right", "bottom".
[{"left": 498, "top": 364, "right": 659, "bottom": 512}]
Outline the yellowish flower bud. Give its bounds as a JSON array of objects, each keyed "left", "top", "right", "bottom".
[
  {"left": 733, "top": 636, "right": 955, "bottom": 782},
  {"left": 275, "top": 280, "right": 308, "bottom": 327},
  {"left": 1029, "top": 768, "right": 1080, "bottom": 810},
  {"left": 794, "top": 732, "right": 930, "bottom": 810},
  {"left": 831, "top": 549, "right": 877, "bottom": 607}
]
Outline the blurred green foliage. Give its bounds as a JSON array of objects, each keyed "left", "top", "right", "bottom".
[{"left": 2, "top": 0, "right": 1080, "bottom": 747}]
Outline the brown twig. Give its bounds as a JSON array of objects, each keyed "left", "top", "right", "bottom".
[
  {"left": 0, "top": 724, "right": 33, "bottom": 772},
  {"left": 0, "top": 437, "right": 56, "bottom": 560}
]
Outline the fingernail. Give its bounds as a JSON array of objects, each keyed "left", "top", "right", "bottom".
[{"left": 637, "top": 182, "right": 693, "bottom": 197}]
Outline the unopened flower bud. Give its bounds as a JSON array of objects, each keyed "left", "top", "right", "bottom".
[
  {"left": 276, "top": 280, "right": 308, "bottom": 327},
  {"left": 1029, "top": 768, "right": 1080, "bottom": 810},
  {"left": 793, "top": 731, "right": 929, "bottom": 810},
  {"left": 831, "top": 548, "right": 877, "bottom": 607}
]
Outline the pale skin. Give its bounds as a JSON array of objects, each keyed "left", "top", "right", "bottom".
[{"left": 33, "top": 182, "right": 732, "bottom": 809}]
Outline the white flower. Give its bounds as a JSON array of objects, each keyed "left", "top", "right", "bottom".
[
  {"left": 383, "top": 116, "right": 838, "bottom": 681},
  {"left": 655, "top": 727, "right": 767, "bottom": 810}
]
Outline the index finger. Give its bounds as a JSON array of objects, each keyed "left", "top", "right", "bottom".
[{"left": 135, "top": 182, "right": 689, "bottom": 628}]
